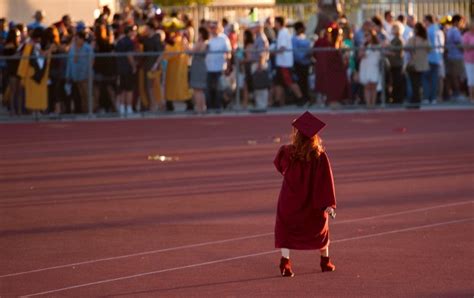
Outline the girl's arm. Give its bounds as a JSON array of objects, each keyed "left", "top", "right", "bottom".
[
  {"left": 274, "top": 145, "right": 289, "bottom": 175},
  {"left": 313, "top": 152, "right": 337, "bottom": 210}
]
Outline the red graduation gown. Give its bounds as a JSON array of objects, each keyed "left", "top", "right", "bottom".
[
  {"left": 313, "top": 38, "right": 349, "bottom": 104},
  {"left": 274, "top": 145, "right": 336, "bottom": 250}
]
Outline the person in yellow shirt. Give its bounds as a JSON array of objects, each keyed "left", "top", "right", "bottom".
[
  {"left": 17, "top": 28, "right": 53, "bottom": 117},
  {"left": 151, "top": 18, "right": 192, "bottom": 111}
]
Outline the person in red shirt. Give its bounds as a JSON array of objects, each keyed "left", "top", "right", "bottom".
[{"left": 273, "top": 111, "right": 337, "bottom": 277}]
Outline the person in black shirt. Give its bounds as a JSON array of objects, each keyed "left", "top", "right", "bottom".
[
  {"left": 141, "top": 21, "right": 163, "bottom": 111},
  {"left": 3, "top": 28, "right": 22, "bottom": 115},
  {"left": 115, "top": 25, "right": 137, "bottom": 115},
  {"left": 94, "top": 24, "right": 116, "bottom": 113}
]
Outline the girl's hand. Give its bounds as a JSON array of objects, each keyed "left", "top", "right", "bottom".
[{"left": 325, "top": 207, "right": 336, "bottom": 219}]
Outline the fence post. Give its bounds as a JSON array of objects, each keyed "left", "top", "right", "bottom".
[
  {"left": 234, "top": 50, "right": 241, "bottom": 111},
  {"left": 87, "top": 51, "right": 94, "bottom": 118},
  {"left": 380, "top": 48, "right": 386, "bottom": 108}
]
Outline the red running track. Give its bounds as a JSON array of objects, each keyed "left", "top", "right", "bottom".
[{"left": 0, "top": 110, "right": 473, "bottom": 297}]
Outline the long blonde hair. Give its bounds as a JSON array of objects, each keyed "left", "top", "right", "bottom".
[{"left": 290, "top": 128, "right": 324, "bottom": 162}]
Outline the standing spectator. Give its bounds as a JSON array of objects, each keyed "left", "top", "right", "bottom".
[
  {"left": 292, "top": 21, "right": 312, "bottom": 105},
  {"left": 17, "top": 23, "right": 28, "bottom": 45},
  {"left": 141, "top": 21, "right": 163, "bottom": 111},
  {"left": 342, "top": 25, "right": 357, "bottom": 104},
  {"left": 115, "top": 25, "right": 137, "bottom": 115},
  {"left": 53, "top": 15, "right": 73, "bottom": 44},
  {"left": 189, "top": 26, "right": 209, "bottom": 114},
  {"left": 463, "top": 21, "right": 474, "bottom": 102},
  {"left": 405, "top": 23, "right": 430, "bottom": 109},
  {"left": 396, "top": 14, "right": 406, "bottom": 39},
  {"left": 136, "top": 0, "right": 160, "bottom": 23},
  {"left": 43, "top": 26, "right": 64, "bottom": 114},
  {"left": 181, "top": 14, "right": 195, "bottom": 44},
  {"left": 383, "top": 11, "right": 394, "bottom": 40},
  {"left": 65, "top": 31, "right": 93, "bottom": 114},
  {"left": 359, "top": 29, "right": 381, "bottom": 108},
  {"left": 354, "top": 20, "right": 373, "bottom": 49},
  {"left": 0, "top": 18, "right": 7, "bottom": 40},
  {"left": 1, "top": 19, "right": 9, "bottom": 101},
  {"left": 28, "top": 11, "right": 46, "bottom": 31},
  {"left": 273, "top": 16, "right": 304, "bottom": 106},
  {"left": 17, "top": 28, "right": 52, "bottom": 115},
  {"left": 222, "top": 18, "right": 230, "bottom": 36},
  {"left": 403, "top": 15, "right": 416, "bottom": 42},
  {"left": 226, "top": 23, "right": 240, "bottom": 52},
  {"left": 241, "top": 29, "right": 255, "bottom": 109},
  {"left": 264, "top": 17, "right": 276, "bottom": 45},
  {"left": 423, "top": 15, "right": 445, "bottom": 103},
  {"left": 160, "top": 20, "right": 192, "bottom": 111},
  {"left": 371, "top": 15, "right": 388, "bottom": 45},
  {"left": 252, "top": 21, "right": 270, "bottom": 70},
  {"left": 94, "top": 24, "right": 116, "bottom": 113},
  {"left": 445, "top": 15, "right": 465, "bottom": 100},
  {"left": 3, "top": 28, "right": 22, "bottom": 115},
  {"left": 387, "top": 22, "right": 405, "bottom": 104},
  {"left": 251, "top": 21, "right": 270, "bottom": 109},
  {"left": 403, "top": 15, "right": 416, "bottom": 101},
  {"left": 205, "top": 21, "right": 231, "bottom": 111},
  {"left": 111, "top": 13, "right": 123, "bottom": 40}
]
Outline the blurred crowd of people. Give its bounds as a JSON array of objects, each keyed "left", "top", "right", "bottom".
[{"left": 0, "top": 2, "right": 473, "bottom": 117}]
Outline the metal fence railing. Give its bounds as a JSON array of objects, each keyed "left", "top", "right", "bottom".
[
  {"left": 1, "top": 45, "right": 473, "bottom": 120},
  {"left": 360, "top": 0, "right": 472, "bottom": 25},
  {"left": 158, "top": 1, "right": 472, "bottom": 30}
]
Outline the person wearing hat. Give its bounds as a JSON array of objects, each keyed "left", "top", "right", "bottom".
[
  {"left": 28, "top": 10, "right": 46, "bottom": 31},
  {"left": 274, "top": 111, "right": 337, "bottom": 277},
  {"left": 17, "top": 27, "right": 53, "bottom": 115},
  {"left": 151, "top": 17, "right": 192, "bottom": 111}
]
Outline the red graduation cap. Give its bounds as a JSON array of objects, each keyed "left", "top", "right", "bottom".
[{"left": 292, "top": 111, "right": 326, "bottom": 138}]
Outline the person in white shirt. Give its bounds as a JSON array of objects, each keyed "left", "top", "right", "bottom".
[
  {"left": 383, "top": 10, "right": 394, "bottom": 41},
  {"left": 273, "top": 16, "right": 303, "bottom": 106},
  {"left": 403, "top": 15, "right": 416, "bottom": 42},
  {"left": 205, "top": 21, "right": 231, "bottom": 111}
]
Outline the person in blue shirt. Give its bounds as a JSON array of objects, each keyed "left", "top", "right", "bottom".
[
  {"left": 292, "top": 21, "right": 312, "bottom": 106},
  {"left": 422, "top": 15, "right": 444, "bottom": 103},
  {"left": 27, "top": 11, "right": 46, "bottom": 31},
  {"left": 65, "top": 31, "right": 93, "bottom": 114},
  {"left": 445, "top": 14, "right": 465, "bottom": 100}
]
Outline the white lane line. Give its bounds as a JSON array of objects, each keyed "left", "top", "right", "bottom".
[
  {"left": 21, "top": 217, "right": 474, "bottom": 297},
  {"left": 0, "top": 233, "right": 273, "bottom": 278},
  {"left": 2, "top": 200, "right": 472, "bottom": 279},
  {"left": 334, "top": 200, "right": 474, "bottom": 224}
]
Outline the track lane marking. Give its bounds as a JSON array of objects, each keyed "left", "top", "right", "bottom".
[
  {"left": 2, "top": 200, "right": 472, "bottom": 279},
  {"left": 20, "top": 217, "right": 474, "bottom": 297}
]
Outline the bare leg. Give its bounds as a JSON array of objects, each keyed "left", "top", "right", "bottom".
[
  {"left": 437, "top": 77, "right": 444, "bottom": 102},
  {"left": 290, "top": 83, "right": 303, "bottom": 99},
  {"left": 106, "top": 86, "right": 116, "bottom": 112},
  {"left": 369, "top": 83, "right": 377, "bottom": 107},
  {"left": 320, "top": 247, "right": 329, "bottom": 257},
  {"left": 275, "top": 85, "right": 284, "bottom": 106},
  {"left": 364, "top": 84, "right": 370, "bottom": 107},
  {"left": 146, "top": 78, "right": 157, "bottom": 111},
  {"left": 125, "top": 91, "right": 133, "bottom": 114},
  {"left": 116, "top": 92, "right": 124, "bottom": 115},
  {"left": 268, "top": 85, "right": 276, "bottom": 106},
  {"left": 281, "top": 248, "right": 290, "bottom": 259},
  {"left": 193, "top": 89, "right": 206, "bottom": 113}
]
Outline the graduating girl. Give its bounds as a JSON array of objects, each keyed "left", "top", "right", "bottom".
[{"left": 274, "top": 111, "right": 337, "bottom": 277}]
